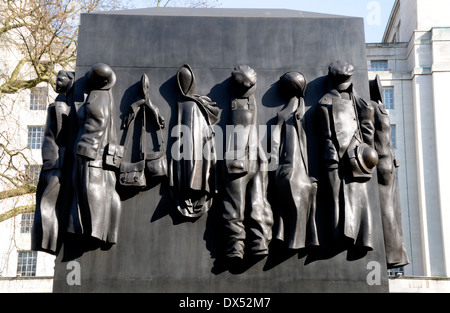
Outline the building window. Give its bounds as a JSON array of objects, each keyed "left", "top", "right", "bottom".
[
  {"left": 383, "top": 87, "right": 394, "bottom": 109},
  {"left": 388, "top": 267, "right": 405, "bottom": 277},
  {"left": 27, "top": 126, "right": 44, "bottom": 150},
  {"left": 20, "top": 213, "right": 34, "bottom": 233},
  {"left": 17, "top": 251, "right": 37, "bottom": 277},
  {"left": 391, "top": 125, "right": 397, "bottom": 149},
  {"left": 25, "top": 164, "right": 41, "bottom": 185},
  {"left": 370, "top": 60, "right": 389, "bottom": 71},
  {"left": 30, "top": 87, "right": 48, "bottom": 110}
]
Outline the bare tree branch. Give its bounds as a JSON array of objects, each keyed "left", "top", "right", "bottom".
[
  {"left": 0, "top": 0, "right": 127, "bottom": 96},
  {"left": 0, "top": 0, "right": 219, "bottom": 223},
  {"left": 0, "top": 204, "right": 35, "bottom": 223},
  {"left": 0, "top": 0, "right": 128, "bottom": 223},
  {"left": 146, "top": 0, "right": 220, "bottom": 8}
]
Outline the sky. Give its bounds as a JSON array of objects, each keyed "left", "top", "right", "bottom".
[
  {"left": 133, "top": 0, "right": 396, "bottom": 43},
  {"left": 219, "top": 0, "right": 396, "bottom": 43}
]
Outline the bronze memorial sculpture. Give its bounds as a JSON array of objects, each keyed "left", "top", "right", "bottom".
[
  {"left": 44, "top": 8, "right": 407, "bottom": 293},
  {"left": 222, "top": 65, "right": 273, "bottom": 262},
  {"left": 370, "top": 75, "right": 409, "bottom": 269},
  {"left": 31, "top": 70, "right": 74, "bottom": 255},
  {"left": 119, "top": 73, "right": 167, "bottom": 189},
  {"left": 169, "top": 64, "right": 222, "bottom": 218},
  {"left": 318, "top": 60, "right": 379, "bottom": 250},
  {"left": 271, "top": 72, "right": 319, "bottom": 250},
  {"left": 33, "top": 62, "right": 409, "bottom": 274},
  {"left": 67, "top": 63, "right": 122, "bottom": 246}
]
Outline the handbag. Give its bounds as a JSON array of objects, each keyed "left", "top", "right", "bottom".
[
  {"left": 119, "top": 74, "right": 168, "bottom": 187},
  {"left": 144, "top": 93, "right": 167, "bottom": 177},
  {"left": 146, "top": 150, "right": 167, "bottom": 178},
  {"left": 119, "top": 99, "right": 148, "bottom": 188},
  {"left": 119, "top": 160, "right": 146, "bottom": 187}
]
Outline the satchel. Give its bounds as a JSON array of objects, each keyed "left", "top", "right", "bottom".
[
  {"left": 119, "top": 160, "right": 146, "bottom": 187},
  {"left": 146, "top": 151, "right": 167, "bottom": 177},
  {"left": 118, "top": 94, "right": 148, "bottom": 188},
  {"left": 118, "top": 74, "right": 168, "bottom": 187}
]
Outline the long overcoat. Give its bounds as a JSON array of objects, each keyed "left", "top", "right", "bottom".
[
  {"left": 68, "top": 84, "right": 121, "bottom": 245},
  {"left": 372, "top": 100, "right": 409, "bottom": 268},
  {"left": 318, "top": 88, "right": 376, "bottom": 249},
  {"left": 32, "top": 97, "right": 70, "bottom": 254},
  {"left": 169, "top": 64, "right": 221, "bottom": 218},
  {"left": 272, "top": 97, "right": 318, "bottom": 249}
]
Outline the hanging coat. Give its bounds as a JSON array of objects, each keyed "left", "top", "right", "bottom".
[
  {"left": 32, "top": 96, "right": 70, "bottom": 254},
  {"left": 318, "top": 88, "right": 376, "bottom": 250},
  {"left": 169, "top": 64, "right": 221, "bottom": 218},
  {"left": 67, "top": 65, "right": 121, "bottom": 245},
  {"left": 372, "top": 100, "right": 409, "bottom": 268},
  {"left": 272, "top": 97, "right": 319, "bottom": 249}
]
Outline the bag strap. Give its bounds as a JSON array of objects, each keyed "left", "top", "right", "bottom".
[
  {"left": 145, "top": 99, "right": 165, "bottom": 156},
  {"left": 350, "top": 92, "right": 364, "bottom": 145},
  {"left": 123, "top": 99, "right": 166, "bottom": 161},
  {"left": 123, "top": 100, "right": 147, "bottom": 162}
]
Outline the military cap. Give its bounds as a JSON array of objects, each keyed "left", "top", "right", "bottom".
[
  {"left": 88, "top": 63, "right": 116, "bottom": 90},
  {"left": 231, "top": 64, "right": 257, "bottom": 98},
  {"left": 279, "top": 71, "right": 307, "bottom": 98},
  {"left": 328, "top": 60, "right": 355, "bottom": 78},
  {"left": 232, "top": 64, "right": 257, "bottom": 88}
]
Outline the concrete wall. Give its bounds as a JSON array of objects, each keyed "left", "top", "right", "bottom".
[
  {"left": 384, "top": 0, "right": 418, "bottom": 43},
  {"left": 399, "top": 0, "right": 418, "bottom": 43},
  {"left": 417, "top": 0, "right": 450, "bottom": 31},
  {"left": 366, "top": 42, "right": 423, "bottom": 277},
  {"left": 0, "top": 277, "right": 53, "bottom": 293},
  {"left": 7, "top": 275, "right": 450, "bottom": 293},
  {"left": 390, "top": 276, "right": 450, "bottom": 293},
  {"left": 431, "top": 27, "right": 450, "bottom": 276},
  {"left": 375, "top": 0, "right": 450, "bottom": 278}
]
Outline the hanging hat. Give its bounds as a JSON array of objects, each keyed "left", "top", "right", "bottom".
[
  {"left": 349, "top": 143, "right": 379, "bottom": 182},
  {"left": 88, "top": 63, "right": 116, "bottom": 90},
  {"left": 231, "top": 64, "right": 257, "bottom": 98},
  {"left": 176, "top": 64, "right": 196, "bottom": 97},
  {"left": 279, "top": 71, "right": 307, "bottom": 98},
  {"left": 328, "top": 60, "right": 354, "bottom": 91},
  {"left": 369, "top": 74, "right": 383, "bottom": 103}
]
